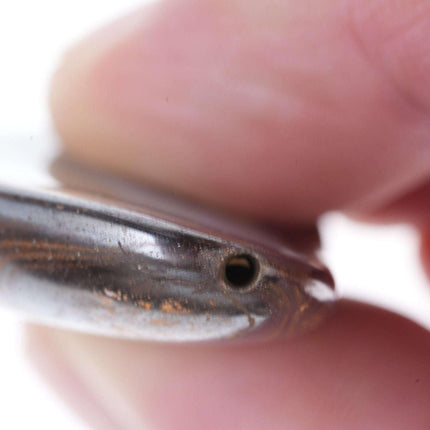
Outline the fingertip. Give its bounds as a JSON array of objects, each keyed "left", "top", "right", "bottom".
[
  {"left": 26, "top": 301, "right": 430, "bottom": 430},
  {"left": 50, "top": 0, "right": 430, "bottom": 222}
]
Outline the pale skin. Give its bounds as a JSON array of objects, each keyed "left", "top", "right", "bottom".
[{"left": 27, "top": 0, "right": 430, "bottom": 428}]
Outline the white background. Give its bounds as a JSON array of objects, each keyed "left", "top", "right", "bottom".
[{"left": 0, "top": 1, "right": 429, "bottom": 429}]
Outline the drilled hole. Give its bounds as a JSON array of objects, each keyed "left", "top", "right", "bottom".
[{"left": 224, "top": 254, "right": 257, "bottom": 289}]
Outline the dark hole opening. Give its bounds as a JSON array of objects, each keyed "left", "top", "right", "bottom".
[{"left": 224, "top": 255, "right": 257, "bottom": 289}]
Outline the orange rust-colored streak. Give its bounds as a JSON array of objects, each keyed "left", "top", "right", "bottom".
[
  {"left": 277, "top": 266, "right": 308, "bottom": 284},
  {"left": 285, "top": 284, "right": 314, "bottom": 335},
  {"left": 0, "top": 240, "right": 121, "bottom": 260},
  {"left": 137, "top": 300, "right": 152, "bottom": 310},
  {"left": 160, "top": 298, "right": 191, "bottom": 314},
  {"left": 0, "top": 248, "right": 118, "bottom": 267},
  {"left": 0, "top": 240, "right": 91, "bottom": 252},
  {"left": 149, "top": 318, "right": 180, "bottom": 327},
  {"left": 255, "top": 281, "right": 292, "bottom": 342},
  {"left": 0, "top": 254, "right": 84, "bottom": 270}
]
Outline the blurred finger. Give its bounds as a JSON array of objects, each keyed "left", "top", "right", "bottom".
[
  {"left": 27, "top": 301, "right": 430, "bottom": 430},
  {"left": 50, "top": 0, "right": 430, "bottom": 223}
]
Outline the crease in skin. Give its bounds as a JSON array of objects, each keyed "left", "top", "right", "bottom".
[{"left": 347, "top": 0, "right": 430, "bottom": 118}]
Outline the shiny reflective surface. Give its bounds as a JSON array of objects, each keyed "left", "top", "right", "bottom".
[{"left": 0, "top": 137, "right": 336, "bottom": 342}]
